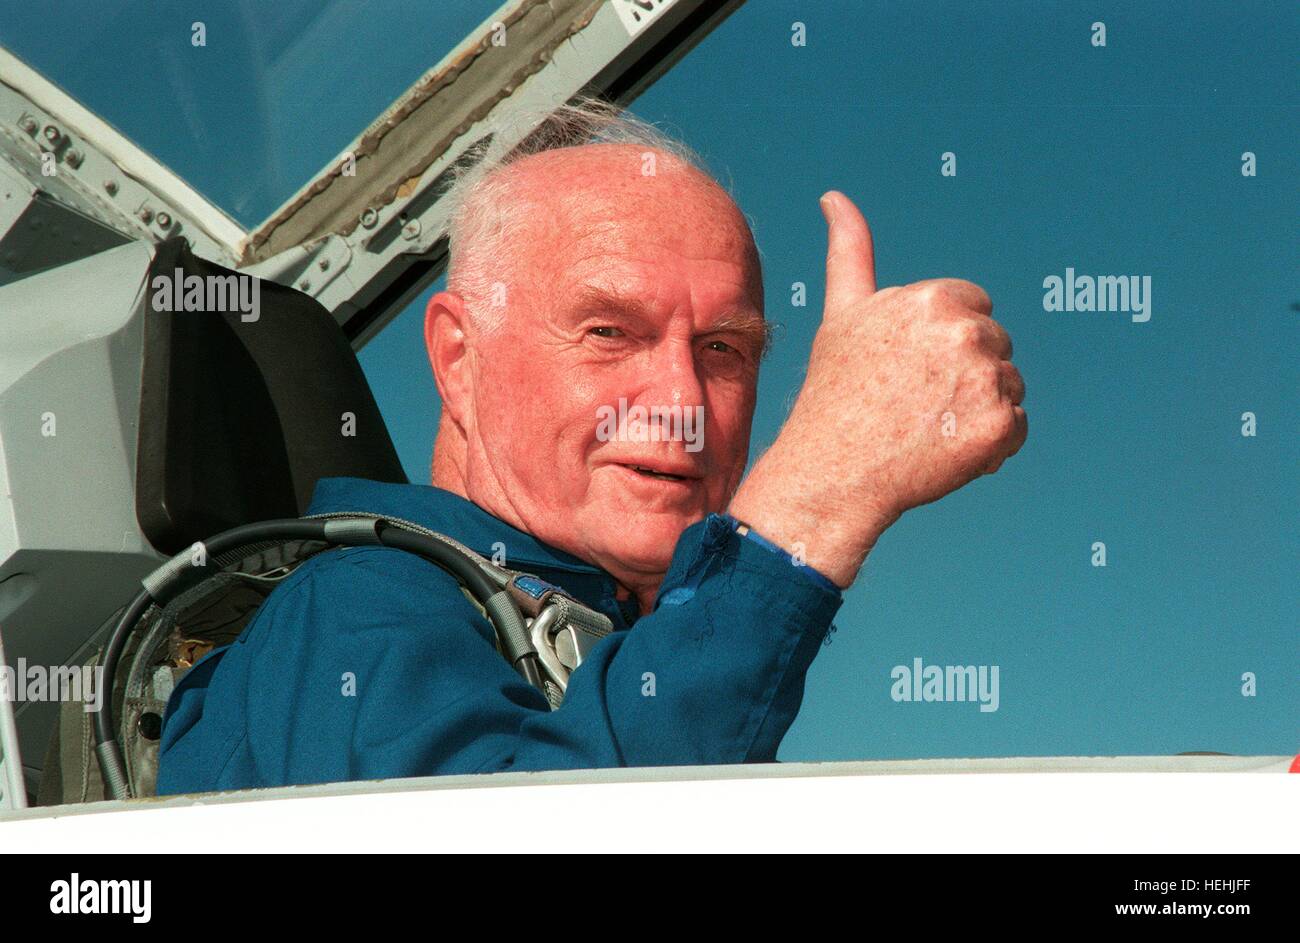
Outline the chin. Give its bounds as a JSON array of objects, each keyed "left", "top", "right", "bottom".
[{"left": 595, "top": 521, "right": 691, "bottom": 573}]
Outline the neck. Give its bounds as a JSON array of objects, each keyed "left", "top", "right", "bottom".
[
  {"left": 432, "top": 418, "right": 658, "bottom": 616},
  {"left": 431, "top": 420, "right": 468, "bottom": 496}
]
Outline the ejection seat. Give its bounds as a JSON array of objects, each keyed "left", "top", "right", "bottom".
[{"left": 0, "top": 236, "right": 406, "bottom": 805}]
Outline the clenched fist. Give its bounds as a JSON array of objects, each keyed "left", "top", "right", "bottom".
[{"left": 729, "top": 191, "right": 1027, "bottom": 588}]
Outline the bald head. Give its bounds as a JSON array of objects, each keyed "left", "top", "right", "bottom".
[{"left": 447, "top": 142, "right": 764, "bottom": 340}]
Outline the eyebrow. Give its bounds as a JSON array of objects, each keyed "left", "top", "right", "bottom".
[{"left": 573, "top": 285, "right": 772, "bottom": 360}]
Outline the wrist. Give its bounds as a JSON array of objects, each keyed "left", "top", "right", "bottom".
[
  {"left": 727, "top": 485, "right": 893, "bottom": 590},
  {"left": 722, "top": 514, "right": 842, "bottom": 594}
]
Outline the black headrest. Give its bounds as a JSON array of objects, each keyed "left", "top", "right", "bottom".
[{"left": 136, "top": 237, "right": 408, "bottom": 555}]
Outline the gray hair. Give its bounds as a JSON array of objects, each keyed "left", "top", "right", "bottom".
[{"left": 441, "top": 96, "right": 711, "bottom": 332}]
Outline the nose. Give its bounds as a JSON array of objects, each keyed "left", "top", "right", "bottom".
[
  {"left": 644, "top": 332, "right": 705, "bottom": 406},
  {"left": 629, "top": 334, "right": 707, "bottom": 448}
]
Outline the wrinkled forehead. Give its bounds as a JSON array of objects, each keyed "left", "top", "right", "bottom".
[{"left": 500, "top": 145, "right": 762, "bottom": 308}]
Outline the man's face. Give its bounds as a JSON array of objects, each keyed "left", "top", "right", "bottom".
[{"left": 450, "top": 147, "right": 765, "bottom": 590}]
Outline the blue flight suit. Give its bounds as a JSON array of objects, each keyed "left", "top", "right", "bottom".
[{"left": 157, "top": 477, "right": 841, "bottom": 793}]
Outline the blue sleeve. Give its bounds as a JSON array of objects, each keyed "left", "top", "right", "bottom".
[
  {"left": 508, "top": 513, "right": 843, "bottom": 770},
  {"left": 210, "top": 513, "right": 842, "bottom": 785}
]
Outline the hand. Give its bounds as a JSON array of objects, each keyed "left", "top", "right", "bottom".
[{"left": 728, "top": 191, "right": 1027, "bottom": 587}]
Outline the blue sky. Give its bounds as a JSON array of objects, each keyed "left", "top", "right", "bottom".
[{"left": 4, "top": 1, "right": 1293, "bottom": 759}]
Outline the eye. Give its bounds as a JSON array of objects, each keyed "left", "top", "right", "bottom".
[
  {"left": 705, "top": 339, "right": 739, "bottom": 355},
  {"left": 588, "top": 326, "right": 624, "bottom": 339}
]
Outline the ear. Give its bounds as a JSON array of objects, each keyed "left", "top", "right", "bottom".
[{"left": 424, "top": 290, "right": 472, "bottom": 429}]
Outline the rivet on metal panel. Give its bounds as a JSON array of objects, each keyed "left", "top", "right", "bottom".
[
  {"left": 104, "top": 180, "right": 118, "bottom": 196},
  {"left": 401, "top": 218, "right": 421, "bottom": 241},
  {"left": 65, "top": 149, "right": 83, "bottom": 169},
  {"left": 360, "top": 208, "right": 378, "bottom": 229},
  {"left": 18, "top": 116, "right": 37, "bottom": 135}
]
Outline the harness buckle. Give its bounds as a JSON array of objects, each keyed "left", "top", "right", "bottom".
[{"left": 507, "top": 574, "right": 613, "bottom": 701}]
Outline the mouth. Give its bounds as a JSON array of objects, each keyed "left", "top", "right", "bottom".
[
  {"left": 628, "top": 464, "right": 688, "bottom": 482},
  {"left": 615, "top": 463, "right": 702, "bottom": 484}
]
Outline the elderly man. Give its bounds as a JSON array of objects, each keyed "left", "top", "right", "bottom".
[{"left": 156, "top": 105, "right": 1024, "bottom": 792}]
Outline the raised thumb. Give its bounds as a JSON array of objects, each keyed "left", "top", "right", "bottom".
[{"left": 821, "top": 190, "right": 877, "bottom": 310}]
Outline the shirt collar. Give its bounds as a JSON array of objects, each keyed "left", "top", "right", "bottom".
[{"left": 305, "top": 477, "right": 639, "bottom": 628}]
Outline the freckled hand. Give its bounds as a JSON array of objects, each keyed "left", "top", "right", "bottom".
[{"left": 727, "top": 191, "right": 1026, "bottom": 588}]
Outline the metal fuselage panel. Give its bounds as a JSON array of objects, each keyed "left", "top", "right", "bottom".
[{"left": 0, "top": 241, "right": 165, "bottom": 798}]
